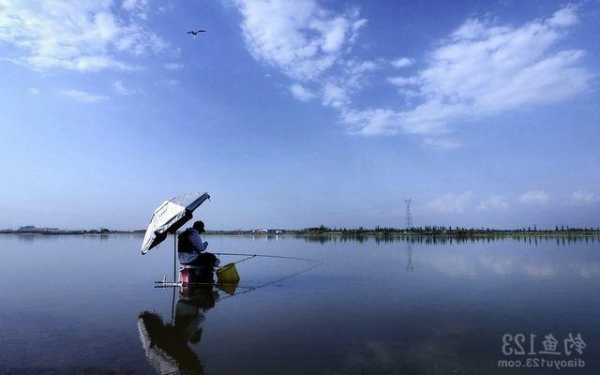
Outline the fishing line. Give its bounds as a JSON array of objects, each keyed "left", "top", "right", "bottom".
[
  {"left": 232, "top": 262, "right": 322, "bottom": 297},
  {"left": 229, "top": 254, "right": 256, "bottom": 265}
]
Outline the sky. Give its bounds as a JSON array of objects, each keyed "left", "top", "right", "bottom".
[{"left": 1, "top": 0, "right": 599, "bottom": 230}]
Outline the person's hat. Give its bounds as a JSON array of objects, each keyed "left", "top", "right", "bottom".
[{"left": 193, "top": 220, "right": 205, "bottom": 232}]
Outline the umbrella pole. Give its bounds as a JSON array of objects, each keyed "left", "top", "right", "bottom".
[
  {"left": 171, "top": 281, "right": 176, "bottom": 324},
  {"left": 173, "top": 233, "right": 177, "bottom": 283}
]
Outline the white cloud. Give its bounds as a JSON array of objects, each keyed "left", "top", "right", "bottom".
[
  {"left": 571, "top": 191, "right": 600, "bottom": 205},
  {"left": 122, "top": 0, "right": 148, "bottom": 19},
  {"left": 0, "top": 1, "right": 166, "bottom": 72},
  {"left": 477, "top": 195, "right": 509, "bottom": 210},
  {"left": 322, "top": 82, "right": 349, "bottom": 108},
  {"left": 349, "top": 5, "right": 590, "bottom": 136},
  {"left": 342, "top": 100, "right": 465, "bottom": 136},
  {"left": 387, "top": 76, "right": 420, "bottom": 87},
  {"left": 427, "top": 191, "right": 473, "bottom": 214},
  {"left": 233, "top": 0, "right": 378, "bottom": 110},
  {"left": 289, "top": 83, "right": 315, "bottom": 102},
  {"left": 113, "top": 80, "right": 135, "bottom": 95},
  {"left": 122, "top": 0, "right": 142, "bottom": 10},
  {"left": 548, "top": 5, "right": 578, "bottom": 27},
  {"left": 60, "top": 89, "right": 108, "bottom": 103},
  {"left": 318, "top": 59, "right": 379, "bottom": 110},
  {"left": 391, "top": 57, "right": 414, "bottom": 68},
  {"left": 232, "top": 4, "right": 590, "bottom": 146},
  {"left": 28, "top": 87, "right": 40, "bottom": 95},
  {"left": 341, "top": 108, "right": 397, "bottom": 135},
  {"left": 157, "top": 3, "right": 175, "bottom": 14},
  {"left": 164, "top": 62, "right": 184, "bottom": 70},
  {"left": 519, "top": 190, "right": 550, "bottom": 205},
  {"left": 233, "top": 0, "right": 366, "bottom": 81}
]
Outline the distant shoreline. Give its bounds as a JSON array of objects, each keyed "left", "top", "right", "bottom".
[
  {"left": 2, "top": 226, "right": 600, "bottom": 238},
  {"left": 0, "top": 229, "right": 145, "bottom": 235}
]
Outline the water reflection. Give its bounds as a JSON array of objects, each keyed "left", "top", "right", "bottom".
[
  {"left": 138, "top": 282, "right": 238, "bottom": 375},
  {"left": 1, "top": 233, "right": 599, "bottom": 374},
  {"left": 405, "top": 242, "right": 414, "bottom": 272},
  {"left": 5, "top": 232, "right": 600, "bottom": 247},
  {"left": 393, "top": 245, "right": 600, "bottom": 281},
  {"left": 299, "top": 233, "right": 600, "bottom": 246}
]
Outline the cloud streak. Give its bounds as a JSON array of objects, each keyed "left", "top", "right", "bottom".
[
  {"left": 519, "top": 190, "right": 550, "bottom": 205},
  {"left": 571, "top": 191, "right": 600, "bottom": 206},
  {"left": 390, "top": 57, "right": 414, "bottom": 68},
  {"left": 113, "top": 80, "right": 135, "bottom": 96},
  {"left": 478, "top": 195, "right": 509, "bottom": 211},
  {"left": 60, "top": 89, "right": 108, "bottom": 103},
  {"left": 427, "top": 191, "right": 473, "bottom": 214}
]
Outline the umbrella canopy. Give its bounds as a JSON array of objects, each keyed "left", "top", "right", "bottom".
[{"left": 141, "top": 193, "right": 210, "bottom": 254}]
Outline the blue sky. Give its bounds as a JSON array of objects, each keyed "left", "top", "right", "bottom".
[{"left": 1, "top": 0, "right": 599, "bottom": 230}]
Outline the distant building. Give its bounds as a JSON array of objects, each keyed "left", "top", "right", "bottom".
[{"left": 18, "top": 225, "right": 36, "bottom": 231}]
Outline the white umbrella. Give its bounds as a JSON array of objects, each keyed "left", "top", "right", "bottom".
[{"left": 141, "top": 193, "right": 210, "bottom": 254}]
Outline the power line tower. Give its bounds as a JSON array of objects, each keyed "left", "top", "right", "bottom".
[{"left": 405, "top": 198, "right": 413, "bottom": 229}]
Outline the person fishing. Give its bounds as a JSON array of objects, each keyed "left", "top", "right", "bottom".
[{"left": 178, "top": 220, "right": 220, "bottom": 284}]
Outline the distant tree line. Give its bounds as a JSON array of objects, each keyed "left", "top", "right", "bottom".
[
  {"left": 300, "top": 232, "right": 600, "bottom": 245},
  {"left": 298, "top": 225, "right": 600, "bottom": 237}
]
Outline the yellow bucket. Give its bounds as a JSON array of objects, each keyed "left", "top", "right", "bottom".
[{"left": 217, "top": 263, "right": 240, "bottom": 284}]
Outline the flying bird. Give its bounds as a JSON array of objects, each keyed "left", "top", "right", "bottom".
[{"left": 187, "top": 29, "right": 207, "bottom": 36}]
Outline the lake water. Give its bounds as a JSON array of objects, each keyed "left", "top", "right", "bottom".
[{"left": 1, "top": 234, "right": 599, "bottom": 374}]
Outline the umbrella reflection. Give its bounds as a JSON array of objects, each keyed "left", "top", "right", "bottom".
[{"left": 138, "top": 276, "right": 238, "bottom": 375}]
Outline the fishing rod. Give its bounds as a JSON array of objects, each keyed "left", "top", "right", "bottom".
[{"left": 213, "top": 251, "right": 317, "bottom": 263}]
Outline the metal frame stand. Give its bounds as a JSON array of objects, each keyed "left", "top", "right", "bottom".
[{"left": 152, "top": 232, "right": 182, "bottom": 288}]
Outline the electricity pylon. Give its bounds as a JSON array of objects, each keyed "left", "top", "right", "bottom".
[{"left": 405, "top": 199, "right": 412, "bottom": 229}]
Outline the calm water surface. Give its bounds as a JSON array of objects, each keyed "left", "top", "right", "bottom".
[{"left": 1, "top": 234, "right": 599, "bottom": 374}]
